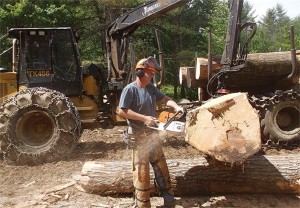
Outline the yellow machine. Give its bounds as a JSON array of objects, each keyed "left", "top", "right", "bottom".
[
  {"left": 0, "top": 0, "right": 189, "bottom": 165},
  {"left": 0, "top": 71, "right": 17, "bottom": 103}
]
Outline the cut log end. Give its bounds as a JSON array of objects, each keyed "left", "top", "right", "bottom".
[{"left": 185, "top": 93, "right": 261, "bottom": 163}]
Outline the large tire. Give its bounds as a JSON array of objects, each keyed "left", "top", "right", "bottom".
[
  {"left": 0, "top": 87, "right": 81, "bottom": 165},
  {"left": 261, "top": 97, "right": 300, "bottom": 142}
]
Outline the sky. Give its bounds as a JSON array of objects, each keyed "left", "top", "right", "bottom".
[{"left": 248, "top": 0, "right": 300, "bottom": 21}]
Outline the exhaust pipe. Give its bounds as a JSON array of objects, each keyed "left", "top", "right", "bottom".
[
  {"left": 287, "top": 25, "right": 298, "bottom": 80},
  {"left": 155, "top": 29, "right": 165, "bottom": 88},
  {"left": 12, "top": 38, "right": 18, "bottom": 72}
]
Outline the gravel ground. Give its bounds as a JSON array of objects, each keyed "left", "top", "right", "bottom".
[{"left": 0, "top": 123, "right": 299, "bottom": 208}]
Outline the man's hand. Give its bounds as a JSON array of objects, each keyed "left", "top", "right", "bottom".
[
  {"left": 163, "top": 97, "right": 187, "bottom": 115},
  {"left": 143, "top": 116, "right": 158, "bottom": 127},
  {"left": 175, "top": 106, "right": 186, "bottom": 115}
]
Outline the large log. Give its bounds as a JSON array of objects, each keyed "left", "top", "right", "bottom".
[
  {"left": 79, "top": 155, "right": 300, "bottom": 196},
  {"left": 245, "top": 51, "right": 300, "bottom": 76},
  {"left": 186, "top": 51, "right": 300, "bottom": 89},
  {"left": 185, "top": 92, "right": 261, "bottom": 163}
]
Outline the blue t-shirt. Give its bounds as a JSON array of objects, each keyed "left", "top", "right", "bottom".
[{"left": 119, "top": 81, "right": 165, "bottom": 128}]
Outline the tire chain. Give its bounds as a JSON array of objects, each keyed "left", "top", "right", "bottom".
[
  {"left": 0, "top": 87, "right": 81, "bottom": 162},
  {"left": 248, "top": 89, "right": 300, "bottom": 149}
]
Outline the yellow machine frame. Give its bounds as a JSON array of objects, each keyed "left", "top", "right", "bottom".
[{"left": 0, "top": 72, "right": 17, "bottom": 104}]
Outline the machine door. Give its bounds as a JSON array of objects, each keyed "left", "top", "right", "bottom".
[{"left": 18, "top": 29, "right": 82, "bottom": 96}]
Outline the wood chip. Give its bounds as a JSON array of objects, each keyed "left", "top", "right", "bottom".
[
  {"left": 75, "top": 184, "right": 86, "bottom": 192},
  {"left": 91, "top": 203, "right": 112, "bottom": 208},
  {"left": 22, "top": 181, "right": 36, "bottom": 187},
  {"left": 50, "top": 193, "right": 62, "bottom": 199},
  {"left": 64, "top": 193, "right": 70, "bottom": 200},
  {"left": 44, "top": 181, "right": 76, "bottom": 194}
]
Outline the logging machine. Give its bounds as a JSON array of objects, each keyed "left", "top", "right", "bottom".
[
  {"left": 205, "top": 0, "right": 299, "bottom": 147},
  {"left": 179, "top": 0, "right": 299, "bottom": 163},
  {"left": 0, "top": 0, "right": 189, "bottom": 165}
]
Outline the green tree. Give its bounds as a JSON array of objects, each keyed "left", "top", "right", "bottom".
[
  {"left": 242, "top": 1, "right": 257, "bottom": 22},
  {"left": 204, "top": 0, "right": 256, "bottom": 56},
  {"left": 78, "top": 0, "right": 148, "bottom": 63},
  {"left": 0, "top": 0, "right": 89, "bottom": 69},
  {"left": 0, "top": 0, "right": 145, "bottom": 65},
  {"left": 291, "top": 15, "right": 300, "bottom": 34},
  {"left": 0, "top": 0, "right": 85, "bottom": 31},
  {"left": 205, "top": 0, "right": 228, "bottom": 56},
  {"left": 252, "top": 3, "right": 292, "bottom": 52}
]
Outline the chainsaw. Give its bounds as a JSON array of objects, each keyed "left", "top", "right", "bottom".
[{"left": 147, "top": 110, "right": 186, "bottom": 133}]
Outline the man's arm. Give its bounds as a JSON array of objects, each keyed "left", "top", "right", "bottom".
[
  {"left": 118, "top": 108, "right": 157, "bottom": 126},
  {"left": 160, "top": 96, "right": 184, "bottom": 113}
]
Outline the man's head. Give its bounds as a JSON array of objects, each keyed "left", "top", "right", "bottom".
[{"left": 135, "top": 57, "right": 161, "bottom": 78}]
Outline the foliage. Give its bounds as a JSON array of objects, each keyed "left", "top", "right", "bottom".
[
  {"left": 0, "top": 0, "right": 84, "bottom": 31},
  {"left": 0, "top": 0, "right": 299, "bottom": 100},
  {"left": 204, "top": 0, "right": 258, "bottom": 56},
  {"left": 160, "top": 84, "right": 198, "bottom": 101},
  {"left": 204, "top": 0, "right": 229, "bottom": 56},
  {"left": 251, "top": 3, "right": 295, "bottom": 52},
  {"left": 291, "top": 16, "right": 300, "bottom": 34}
]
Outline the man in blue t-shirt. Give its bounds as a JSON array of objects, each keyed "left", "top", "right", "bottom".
[{"left": 118, "top": 57, "right": 184, "bottom": 208}]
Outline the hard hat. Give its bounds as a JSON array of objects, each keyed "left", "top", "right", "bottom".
[{"left": 135, "top": 56, "right": 162, "bottom": 73}]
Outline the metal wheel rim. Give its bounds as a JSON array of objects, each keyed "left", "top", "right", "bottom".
[
  {"left": 275, "top": 106, "right": 299, "bottom": 133},
  {"left": 16, "top": 110, "right": 56, "bottom": 147}
]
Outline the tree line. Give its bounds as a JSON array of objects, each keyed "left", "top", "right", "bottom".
[{"left": 0, "top": 0, "right": 299, "bottom": 99}]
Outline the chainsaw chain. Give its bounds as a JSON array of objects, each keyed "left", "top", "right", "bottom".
[{"left": 248, "top": 89, "right": 300, "bottom": 149}]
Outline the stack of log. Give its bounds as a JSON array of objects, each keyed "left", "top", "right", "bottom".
[
  {"left": 179, "top": 66, "right": 194, "bottom": 87},
  {"left": 179, "top": 51, "right": 300, "bottom": 89}
]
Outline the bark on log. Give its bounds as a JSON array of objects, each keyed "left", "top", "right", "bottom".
[
  {"left": 246, "top": 51, "right": 300, "bottom": 75},
  {"left": 79, "top": 155, "right": 300, "bottom": 196},
  {"left": 185, "top": 93, "right": 261, "bottom": 163},
  {"left": 187, "top": 51, "right": 300, "bottom": 89}
]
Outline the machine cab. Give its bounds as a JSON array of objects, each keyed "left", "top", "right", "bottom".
[{"left": 8, "top": 27, "right": 83, "bottom": 96}]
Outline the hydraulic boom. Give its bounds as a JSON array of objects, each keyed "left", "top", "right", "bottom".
[{"left": 106, "top": 0, "right": 189, "bottom": 90}]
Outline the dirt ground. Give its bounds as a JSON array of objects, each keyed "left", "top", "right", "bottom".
[{"left": 0, "top": 121, "right": 299, "bottom": 208}]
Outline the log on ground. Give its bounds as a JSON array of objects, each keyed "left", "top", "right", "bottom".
[{"left": 79, "top": 155, "right": 300, "bottom": 196}]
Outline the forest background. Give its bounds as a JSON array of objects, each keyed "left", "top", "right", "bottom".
[{"left": 0, "top": 0, "right": 299, "bottom": 100}]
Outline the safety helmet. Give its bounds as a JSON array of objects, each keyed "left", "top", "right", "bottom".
[{"left": 135, "top": 56, "right": 162, "bottom": 73}]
